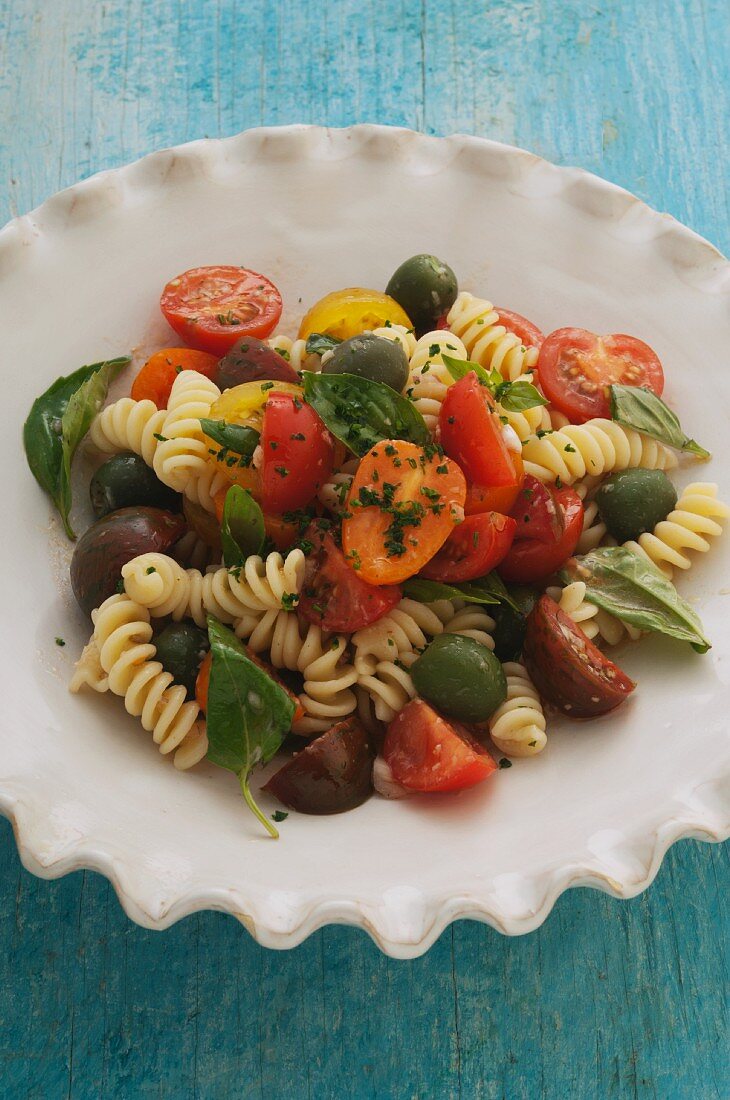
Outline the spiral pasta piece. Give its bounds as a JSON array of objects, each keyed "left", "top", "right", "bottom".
[
  {"left": 545, "top": 582, "right": 600, "bottom": 641},
  {"left": 405, "top": 330, "right": 468, "bottom": 431},
  {"left": 69, "top": 638, "right": 109, "bottom": 694},
  {"left": 356, "top": 651, "right": 418, "bottom": 724},
  {"left": 89, "top": 398, "right": 167, "bottom": 467},
  {"left": 370, "top": 323, "right": 418, "bottom": 358},
  {"left": 317, "top": 458, "right": 360, "bottom": 515},
  {"left": 498, "top": 395, "right": 553, "bottom": 443},
  {"left": 83, "top": 593, "right": 205, "bottom": 769},
  {"left": 352, "top": 598, "right": 453, "bottom": 674},
  {"left": 171, "top": 529, "right": 220, "bottom": 571},
  {"left": 123, "top": 550, "right": 305, "bottom": 625},
  {"left": 267, "top": 334, "right": 320, "bottom": 374},
  {"left": 488, "top": 662, "right": 547, "bottom": 757},
  {"left": 623, "top": 483, "right": 729, "bottom": 578},
  {"left": 153, "top": 370, "right": 222, "bottom": 496},
  {"left": 446, "top": 292, "right": 540, "bottom": 381},
  {"left": 442, "top": 605, "right": 496, "bottom": 649},
  {"left": 521, "top": 420, "right": 677, "bottom": 485}
]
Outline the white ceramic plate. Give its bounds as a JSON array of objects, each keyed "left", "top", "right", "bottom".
[{"left": 1, "top": 125, "right": 728, "bottom": 958}]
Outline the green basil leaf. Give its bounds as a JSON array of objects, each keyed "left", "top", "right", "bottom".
[
  {"left": 442, "top": 354, "right": 502, "bottom": 389},
  {"left": 23, "top": 356, "right": 131, "bottom": 539},
  {"left": 305, "top": 332, "right": 342, "bottom": 356},
  {"left": 403, "top": 572, "right": 517, "bottom": 611},
  {"left": 561, "top": 547, "right": 711, "bottom": 652},
  {"left": 494, "top": 379, "right": 548, "bottom": 412},
  {"left": 610, "top": 384, "right": 710, "bottom": 460},
  {"left": 206, "top": 616, "right": 294, "bottom": 838},
  {"left": 302, "top": 371, "right": 429, "bottom": 456},
  {"left": 200, "top": 418, "right": 260, "bottom": 458},
  {"left": 221, "top": 486, "right": 265, "bottom": 568}
]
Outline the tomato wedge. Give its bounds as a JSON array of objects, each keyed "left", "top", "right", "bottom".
[
  {"left": 464, "top": 452, "right": 524, "bottom": 516},
  {"left": 161, "top": 266, "right": 283, "bottom": 355},
  {"left": 342, "top": 440, "right": 466, "bottom": 585},
  {"left": 195, "top": 648, "right": 305, "bottom": 723},
  {"left": 384, "top": 700, "right": 497, "bottom": 792},
  {"left": 420, "top": 512, "right": 516, "bottom": 583},
  {"left": 298, "top": 524, "right": 402, "bottom": 633},
  {"left": 261, "top": 392, "right": 335, "bottom": 513},
  {"left": 537, "top": 328, "right": 664, "bottom": 423},
  {"left": 494, "top": 308, "right": 545, "bottom": 349},
  {"left": 440, "top": 373, "right": 518, "bottom": 487},
  {"left": 498, "top": 480, "right": 583, "bottom": 584},
  {"left": 523, "top": 595, "right": 635, "bottom": 717},
  {"left": 130, "top": 348, "right": 219, "bottom": 408}
]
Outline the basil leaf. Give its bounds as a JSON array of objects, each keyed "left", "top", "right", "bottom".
[
  {"left": 561, "top": 547, "right": 711, "bottom": 652},
  {"left": 200, "top": 418, "right": 260, "bottom": 458},
  {"left": 403, "top": 572, "right": 518, "bottom": 611},
  {"left": 206, "top": 616, "right": 294, "bottom": 838},
  {"left": 442, "top": 354, "right": 501, "bottom": 389},
  {"left": 610, "top": 384, "right": 710, "bottom": 460},
  {"left": 302, "top": 371, "right": 429, "bottom": 456},
  {"left": 494, "top": 379, "right": 548, "bottom": 412},
  {"left": 221, "top": 486, "right": 265, "bottom": 568},
  {"left": 23, "top": 356, "right": 131, "bottom": 539},
  {"left": 305, "top": 332, "right": 342, "bottom": 357}
]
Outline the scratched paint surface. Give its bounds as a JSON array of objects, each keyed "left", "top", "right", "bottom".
[{"left": 0, "top": 1, "right": 728, "bottom": 1096}]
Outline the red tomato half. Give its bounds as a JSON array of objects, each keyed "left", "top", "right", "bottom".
[
  {"left": 131, "top": 348, "right": 219, "bottom": 408},
  {"left": 523, "top": 596, "right": 635, "bottom": 717},
  {"left": 538, "top": 328, "right": 664, "bottom": 423},
  {"left": 384, "top": 700, "right": 497, "bottom": 792},
  {"left": 160, "top": 266, "right": 283, "bottom": 355},
  {"left": 498, "top": 480, "right": 583, "bottom": 584},
  {"left": 464, "top": 452, "right": 524, "bottom": 516},
  {"left": 420, "top": 512, "right": 516, "bottom": 583},
  {"left": 510, "top": 475, "right": 564, "bottom": 544},
  {"left": 298, "top": 525, "right": 402, "bottom": 633},
  {"left": 494, "top": 308, "right": 545, "bottom": 349},
  {"left": 440, "top": 373, "right": 518, "bottom": 487},
  {"left": 261, "top": 392, "right": 335, "bottom": 513}
]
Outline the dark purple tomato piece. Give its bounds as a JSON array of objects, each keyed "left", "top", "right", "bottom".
[
  {"left": 70, "top": 506, "right": 186, "bottom": 616},
  {"left": 263, "top": 717, "right": 374, "bottom": 814},
  {"left": 215, "top": 336, "right": 299, "bottom": 389}
]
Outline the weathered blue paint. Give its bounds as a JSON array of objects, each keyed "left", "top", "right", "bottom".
[{"left": 0, "top": 1, "right": 727, "bottom": 1096}]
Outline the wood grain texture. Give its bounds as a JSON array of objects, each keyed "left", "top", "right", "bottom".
[{"left": 0, "top": 0, "right": 728, "bottom": 1096}]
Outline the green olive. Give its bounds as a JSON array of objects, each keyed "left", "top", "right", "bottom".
[
  {"left": 321, "top": 333, "right": 409, "bottom": 392},
  {"left": 491, "top": 587, "right": 539, "bottom": 662},
  {"left": 385, "top": 254, "right": 458, "bottom": 335},
  {"left": 411, "top": 634, "right": 507, "bottom": 723},
  {"left": 154, "top": 623, "right": 210, "bottom": 698},
  {"left": 90, "top": 453, "right": 181, "bottom": 518},
  {"left": 595, "top": 469, "right": 678, "bottom": 543}
]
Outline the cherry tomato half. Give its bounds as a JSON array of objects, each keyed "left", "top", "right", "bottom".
[
  {"left": 298, "top": 524, "right": 402, "bottom": 633},
  {"left": 464, "top": 452, "right": 524, "bottom": 516},
  {"left": 161, "top": 266, "right": 283, "bottom": 355},
  {"left": 261, "top": 392, "right": 335, "bottom": 513},
  {"left": 384, "top": 699, "right": 497, "bottom": 792},
  {"left": 494, "top": 308, "right": 545, "bottom": 349},
  {"left": 342, "top": 440, "right": 466, "bottom": 586},
  {"left": 298, "top": 288, "right": 413, "bottom": 341},
  {"left": 131, "top": 348, "right": 219, "bottom": 408},
  {"left": 420, "top": 512, "right": 516, "bottom": 583},
  {"left": 440, "top": 373, "right": 518, "bottom": 488},
  {"left": 523, "top": 595, "right": 635, "bottom": 717},
  {"left": 537, "top": 328, "right": 664, "bottom": 423},
  {"left": 498, "top": 479, "right": 583, "bottom": 584}
]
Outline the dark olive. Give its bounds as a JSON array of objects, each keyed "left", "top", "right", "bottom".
[
  {"left": 216, "top": 336, "right": 299, "bottom": 390},
  {"left": 71, "top": 507, "right": 187, "bottom": 616},
  {"left": 385, "top": 254, "right": 458, "bottom": 335},
  {"left": 90, "top": 453, "right": 181, "bottom": 518},
  {"left": 595, "top": 469, "right": 678, "bottom": 544},
  {"left": 154, "top": 623, "right": 209, "bottom": 698},
  {"left": 321, "top": 333, "right": 409, "bottom": 392},
  {"left": 491, "top": 586, "right": 539, "bottom": 662},
  {"left": 411, "top": 634, "right": 507, "bottom": 723},
  {"left": 263, "top": 717, "right": 374, "bottom": 814}
]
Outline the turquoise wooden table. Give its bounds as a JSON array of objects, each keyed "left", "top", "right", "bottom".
[{"left": 1, "top": 1, "right": 728, "bottom": 1096}]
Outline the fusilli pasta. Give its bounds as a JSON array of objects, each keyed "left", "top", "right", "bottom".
[
  {"left": 89, "top": 397, "right": 167, "bottom": 467},
  {"left": 153, "top": 370, "right": 225, "bottom": 503},
  {"left": 545, "top": 582, "right": 601, "bottom": 641},
  {"left": 405, "top": 330, "right": 468, "bottom": 431},
  {"left": 267, "top": 334, "right": 320, "bottom": 374},
  {"left": 521, "top": 420, "right": 677, "bottom": 484},
  {"left": 446, "top": 292, "right": 539, "bottom": 381},
  {"left": 622, "top": 482, "right": 729, "bottom": 578},
  {"left": 488, "top": 662, "right": 547, "bottom": 757},
  {"left": 352, "top": 598, "right": 453, "bottom": 673}
]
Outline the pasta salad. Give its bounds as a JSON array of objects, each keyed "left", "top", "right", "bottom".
[{"left": 24, "top": 257, "right": 728, "bottom": 836}]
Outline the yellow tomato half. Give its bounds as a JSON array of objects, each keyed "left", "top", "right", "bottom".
[
  {"left": 298, "top": 288, "right": 413, "bottom": 341},
  {"left": 205, "top": 380, "right": 301, "bottom": 491}
]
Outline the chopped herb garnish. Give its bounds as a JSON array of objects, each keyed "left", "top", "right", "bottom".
[
  {"left": 274, "top": 465, "right": 289, "bottom": 478},
  {"left": 55, "top": 637, "right": 65, "bottom": 647},
  {"left": 153, "top": 433, "right": 168, "bottom": 442},
  {"left": 498, "top": 758, "right": 513, "bottom": 769},
  {"left": 272, "top": 810, "right": 289, "bottom": 823}
]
